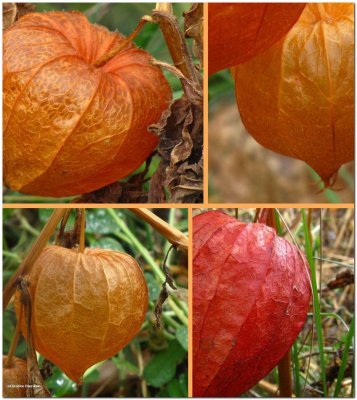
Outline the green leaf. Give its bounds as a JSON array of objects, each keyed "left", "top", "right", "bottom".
[
  {"left": 176, "top": 325, "right": 188, "bottom": 351},
  {"left": 112, "top": 357, "right": 139, "bottom": 375},
  {"left": 90, "top": 236, "right": 124, "bottom": 252},
  {"left": 86, "top": 209, "right": 119, "bottom": 235},
  {"left": 166, "top": 379, "right": 184, "bottom": 397},
  {"left": 83, "top": 368, "right": 100, "bottom": 384},
  {"left": 45, "top": 367, "right": 77, "bottom": 397},
  {"left": 144, "top": 272, "right": 161, "bottom": 302},
  {"left": 178, "top": 372, "right": 188, "bottom": 397},
  {"left": 165, "top": 372, "right": 188, "bottom": 397},
  {"left": 144, "top": 340, "right": 186, "bottom": 387}
]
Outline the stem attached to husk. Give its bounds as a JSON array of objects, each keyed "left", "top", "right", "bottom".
[
  {"left": 93, "top": 17, "right": 150, "bottom": 68},
  {"left": 55, "top": 209, "right": 72, "bottom": 245},
  {"left": 278, "top": 350, "right": 293, "bottom": 397},
  {"left": 3, "top": 208, "right": 67, "bottom": 310},
  {"left": 259, "top": 208, "right": 293, "bottom": 397},
  {"left": 79, "top": 209, "right": 86, "bottom": 253},
  {"left": 4, "top": 299, "right": 23, "bottom": 368},
  {"left": 130, "top": 208, "right": 188, "bottom": 253}
]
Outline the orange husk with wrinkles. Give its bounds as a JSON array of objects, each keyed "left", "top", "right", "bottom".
[
  {"left": 233, "top": 4, "right": 354, "bottom": 186},
  {"left": 3, "top": 11, "right": 172, "bottom": 197},
  {"left": 15, "top": 245, "right": 148, "bottom": 383},
  {"left": 208, "top": 3, "right": 306, "bottom": 75},
  {"left": 3, "top": 356, "right": 28, "bottom": 397}
]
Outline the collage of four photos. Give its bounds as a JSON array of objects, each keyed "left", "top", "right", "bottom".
[{"left": 2, "top": 2, "right": 355, "bottom": 399}]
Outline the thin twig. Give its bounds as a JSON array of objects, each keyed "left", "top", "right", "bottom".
[
  {"left": 3, "top": 208, "right": 67, "bottom": 310},
  {"left": 130, "top": 208, "right": 188, "bottom": 253},
  {"left": 79, "top": 209, "right": 86, "bottom": 253},
  {"left": 4, "top": 299, "right": 23, "bottom": 368}
]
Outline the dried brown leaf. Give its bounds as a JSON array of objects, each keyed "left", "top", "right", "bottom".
[
  {"left": 3, "top": 3, "right": 16, "bottom": 29},
  {"left": 75, "top": 158, "right": 153, "bottom": 203},
  {"left": 18, "top": 279, "right": 50, "bottom": 397},
  {"left": 324, "top": 269, "right": 354, "bottom": 291},
  {"left": 149, "top": 95, "right": 203, "bottom": 203},
  {"left": 3, "top": 3, "right": 34, "bottom": 30},
  {"left": 15, "top": 3, "right": 34, "bottom": 19},
  {"left": 184, "top": 3, "right": 203, "bottom": 66}
]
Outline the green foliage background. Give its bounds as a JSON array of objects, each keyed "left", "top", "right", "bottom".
[{"left": 3, "top": 208, "right": 188, "bottom": 397}]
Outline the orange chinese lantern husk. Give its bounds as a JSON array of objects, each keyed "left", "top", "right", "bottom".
[
  {"left": 3, "top": 11, "right": 172, "bottom": 197},
  {"left": 15, "top": 245, "right": 148, "bottom": 383},
  {"left": 208, "top": 3, "right": 306, "bottom": 75},
  {"left": 233, "top": 4, "right": 354, "bottom": 185},
  {"left": 3, "top": 356, "right": 28, "bottom": 397}
]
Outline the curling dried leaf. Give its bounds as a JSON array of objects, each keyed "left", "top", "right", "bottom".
[
  {"left": 3, "top": 3, "right": 34, "bottom": 30},
  {"left": 149, "top": 96, "right": 203, "bottom": 203},
  {"left": 184, "top": 3, "right": 203, "bottom": 66}
]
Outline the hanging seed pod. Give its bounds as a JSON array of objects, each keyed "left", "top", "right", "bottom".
[
  {"left": 3, "top": 356, "right": 28, "bottom": 397},
  {"left": 208, "top": 3, "right": 305, "bottom": 75},
  {"left": 193, "top": 211, "right": 311, "bottom": 397},
  {"left": 15, "top": 245, "right": 148, "bottom": 383},
  {"left": 232, "top": 4, "right": 354, "bottom": 186},
  {"left": 3, "top": 11, "right": 172, "bottom": 197}
]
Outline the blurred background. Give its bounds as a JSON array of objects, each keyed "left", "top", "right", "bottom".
[
  {"left": 3, "top": 3, "right": 194, "bottom": 203},
  {"left": 193, "top": 207, "right": 354, "bottom": 397},
  {"left": 3, "top": 208, "right": 188, "bottom": 397},
  {"left": 209, "top": 71, "right": 354, "bottom": 204}
]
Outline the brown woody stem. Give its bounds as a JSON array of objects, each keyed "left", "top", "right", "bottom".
[
  {"left": 20, "top": 279, "right": 50, "bottom": 397},
  {"left": 130, "top": 208, "right": 188, "bottom": 253},
  {"left": 278, "top": 350, "right": 293, "bottom": 397},
  {"left": 152, "top": 4, "right": 199, "bottom": 84},
  {"left": 3, "top": 208, "right": 67, "bottom": 310},
  {"left": 79, "top": 209, "right": 86, "bottom": 253},
  {"left": 257, "top": 208, "right": 276, "bottom": 228},
  {"left": 93, "top": 17, "right": 149, "bottom": 68},
  {"left": 4, "top": 300, "right": 23, "bottom": 368},
  {"left": 55, "top": 208, "right": 72, "bottom": 245}
]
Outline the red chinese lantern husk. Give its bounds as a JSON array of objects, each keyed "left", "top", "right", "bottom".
[
  {"left": 208, "top": 3, "right": 306, "bottom": 75},
  {"left": 233, "top": 4, "right": 354, "bottom": 186},
  {"left": 3, "top": 11, "right": 172, "bottom": 197},
  {"left": 193, "top": 210, "right": 311, "bottom": 397}
]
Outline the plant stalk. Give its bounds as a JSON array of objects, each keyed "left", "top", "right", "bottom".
[
  {"left": 79, "top": 209, "right": 86, "bottom": 253},
  {"left": 152, "top": 4, "right": 199, "bottom": 84},
  {"left": 267, "top": 209, "right": 292, "bottom": 397},
  {"left": 93, "top": 17, "right": 149, "bottom": 67},
  {"left": 4, "top": 302, "right": 23, "bottom": 368},
  {"left": 3, "top": 208, "right": 67, "bottom": 310},
  {"left": 301, "top": 208, "right": 327, "bottom": 396},
  {"left": 278, "top": 350, "right": 293, "bottom": 397},
  {"left": 130, "top": 208, "right": 188, "bottom": 253}
]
